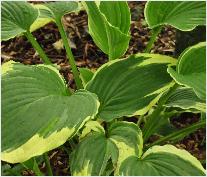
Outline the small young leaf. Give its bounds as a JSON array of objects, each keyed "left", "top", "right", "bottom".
[
  {"left": 86, "top": 53, "right": 177, "bottom": 121},
  {"left": 165, "top": 87, "right": 206, "bottom": 112},
  {"left": 1, "top": 61, "right": 99, "bottom": 163},
  {"left": 70, "top": 121, "right": 142, "bottom": 176},
  {"left": 1, "top": 1, "right": 39, "bottom": 41},
  {"left": 145, "top": 1, "right": 206, "bottom": 31},
  {"left": 167, "top": 42, "right": 206, "bottom": 100},
  {"left": 119, "top": 145, "right": 205, "bottom": 175},
  {"left": 83, "top": 1, "right": 131, "bottom": 60},
  {"left": 79, "top": 68, "right": 94, "bottom": 86}
]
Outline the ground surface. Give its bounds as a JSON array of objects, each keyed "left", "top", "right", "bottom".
[{"left": 1, "top": 2, "right": 206, "bottom": 175}]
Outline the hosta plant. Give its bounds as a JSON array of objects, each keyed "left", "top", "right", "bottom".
[{"left": 1, "top": 1, "right": 206, "bottom": 176}]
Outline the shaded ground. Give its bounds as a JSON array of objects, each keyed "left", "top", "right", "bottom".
[{"left": 1, "top": 2, "right": 205, "bottom": 175}]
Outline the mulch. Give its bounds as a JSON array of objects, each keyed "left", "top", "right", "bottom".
[{"left": 1, "top": 2, "right": 205, "bottom": 175}]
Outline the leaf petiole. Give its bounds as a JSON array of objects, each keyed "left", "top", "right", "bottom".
[
  {"left": 144, "top": 26, "right": 162, "bottom": 53},
  {"left": 25, "top": 31, "right": 52, "bottom": 65},
  {"left": 43, "top": 153, "right": 53, "bottom": 176},
  {"left": 55, "top": 18, "right": 83, "bottom": 90}
]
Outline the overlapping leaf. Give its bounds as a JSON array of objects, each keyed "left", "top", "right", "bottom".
[
  {"left": 83, "top": 1, "right": 131, "bottom": 60},
  {"left": 86, "top": 53, "right": 177, "bottom": 121},
  {"left": 145, "top": 1, "right": 206, "bottom": 31},
  {"left": 43, "top": 1, "right": 78, "bottom": 20},
  {"left": 70, "top": 121, "right": 142, "bottom": 176},
  {"left": 71, "top": 121, "right": 205, "bottom": 176},
  {"left": 168, "top": 42, "right": 206, "bottom": 100},
  {"left": 79, "top": 68, "right": 94, "bottom": 87},
  {"left": 1, "top": 1, "right": 38, "bottom": 41},
  {"left": 119, "top": 145, "right": 205, "bottom": 176},
  {"left": 165, "top": 87, "right": 206, "bottom": 112},
  {"left": 30, "top": 4, "right": 54, "bottom": 32},
  {"left": 1, "top": 61, "right": 99, "bottom": 163}
]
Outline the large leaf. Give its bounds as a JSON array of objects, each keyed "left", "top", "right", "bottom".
[
  {"left": 165, "top": 87, "right": 206, "bottom": 112},
  {"left": 119, "top": 145, "right": 205, "bottom": 176},
  {"left": 168, "top": 42, "right": 206, "bottom": 100},
  {"left": 83, "top": 1, "right": 131, "bottom": 60},
  {"left": 1, "top": 1, "right": 39, "bottom": 41},
  {"left": 86, "top": 53, "right": 177, "bottom": 121},
  {"left": 145, "top": 1, "right": 206, "bottom": 31},
  {"left": 70, "top": 121, "right": 142, "bottom": 176},
  {"left": 1, "top": 61, "right": 99, "bottom": 163}
]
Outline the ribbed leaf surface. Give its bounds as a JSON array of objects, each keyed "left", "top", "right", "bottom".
[
  {"left": 165, "top": 87, "right": 206, "bottom": 112},
  {"left": 83, "top": 1, "right": 130, "bottom": 60},
  {"left": 168, "top": 42, "right": 206, "bottom": 100},
  {"left": 86, "top": 54, "right": 177, "bottom": 121},
  {"left": 119, "top": 145, "right": 205, "bottom": 176},
  {"left": 30, "top": 4, "right": 53, "bottom": 32},
  {"left": 43, "top": 2, "right": 78, "bottom": 19},
  {"left": 1, "top": 1, "right": 38, "bottom": 41},
  {"left": 145, "top": 1, "right": 206, "bottom": 31},
  {"left": 1, "top": 61, "right": 99, "bottom": 163},
  {"left": 70, "top": 121, "right": 142, "bottom": 176}
]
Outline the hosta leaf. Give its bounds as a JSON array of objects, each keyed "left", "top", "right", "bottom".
[
  {"left": 119, "top": 145, "right": 205, "bottom": 176},
  {"left": 79, "top": 68, "right": 94, "bottom": 87},
  {"left": 86, "top": 53, "right": 177, "bottom": 121},
  {"left": 168, "top": 42, "right": 206, "bottom": 100},
  {"left": 30, "top": 4, "right": 53, "bottom": 32},
  {"left": 43, "top": 1, "right": 78, "bottom": 19},
  {"left": 145, "top": 1, "right": 206, "bottom": 31},
  {"left": 83, "top": 1, "right": 130, "bottom": 60},
  {"left": 70, "top": 121, "right": 142, "bottom": 176},
  {"left": 1, "top": 61, "right": 99, "bottom": 163},
  {"left": 165, "top": 87, "right": 206, "bottom": 112},
  {"left": 1, "top": 1, "right": 38, "bottom": 41}
]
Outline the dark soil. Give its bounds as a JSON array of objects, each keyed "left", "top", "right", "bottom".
[{"left": 1, "top": 2, "right": 205, "bottom": 176}]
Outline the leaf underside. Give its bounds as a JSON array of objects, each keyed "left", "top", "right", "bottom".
[
  {"left": 1, "top": 1, "right": 38, "bottom": 41},
  {"left": 145, "top": 1, "right": 206, "bottom": 31}
]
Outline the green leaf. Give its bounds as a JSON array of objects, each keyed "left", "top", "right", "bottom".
[
  {"left": 1, "top": 164, "right": 25, "bottom": 176},
  {"left": 165, "top": 87, "right": 206, "bottom": 112},
  {"left": 145, "top": 1, "right": 206, "bottom": 31},
  {"left": 79, "top": 68, "right": 94, "bottom": 87},
  {"left": 43, "top": 1, "right": 78, "bottom": 19},
  {"left": 86, "top": 53, "right": 177, "bottom": 121},
  {"left": 1, "top": 1, "right": 39, "bottom": 41},
  {"left": 30, "top": 4, "right": 53, "bottom": 32},
  {"left": 1, "top": 61, "right": 99, "bottom": 163},
  {"left": 167, "top": 42, "right": 206, "bottom": 100},
  {"left": 83, "top": 1, "right": 131, "bottom": 60},
  {"left": 119, "top": 145, "right": 205, "bottom": 176},
  {"left": 30, "top": 2, "right": 82, "bottom": 32},
  {"left": 149, "top": 120, "right": 206, "bottom": 147},
  {"left": 70, "top": 121, "right": 142, "bottom": 176}
]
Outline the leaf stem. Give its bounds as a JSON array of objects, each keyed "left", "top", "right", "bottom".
[
  {"left": 137, "top": 115, "right": 144, "bottom": 127},
  {"left": 147, "top": 120, "right": 206, "bottom": 148},
  {"left": 55, "top": 18, "right": 83, "bottom": 89},
  {"left": 25, "top": 31, "right": 52, "bottom": 65},
  {"left": 144, "top": 26, "right": 162, "bottom": 53},
  {"left": 43, "top": 153, "right": 53, "bottom": 176},
  {"left": 32, "top": 158, "right": 44, "bottom": 176}
]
